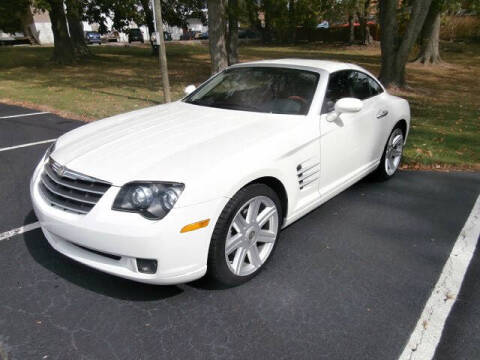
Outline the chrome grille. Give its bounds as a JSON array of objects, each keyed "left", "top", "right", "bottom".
[{"left": 39, "top": 159, "right": 111, "bottom": 214}]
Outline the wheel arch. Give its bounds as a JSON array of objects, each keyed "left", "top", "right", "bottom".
[
  {"left": 245, "top": 176, "right": 289, "bottom": 223},
  {"left": 395, "top": 119, "right": 408, "bottom": 140}
]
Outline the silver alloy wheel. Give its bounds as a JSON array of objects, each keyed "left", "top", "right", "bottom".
[
  {"left": 225, "top": 195, "right": 279, "bottom": 276},
  {"left": 385, "top": 128, "right": 404, "bottom": 176}
]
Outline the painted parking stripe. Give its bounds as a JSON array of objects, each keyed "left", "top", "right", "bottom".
[
  {"left": 0, "top": 222, "right": 40, "bottom": 242},
  {"left": 0, "top": 139, "right": 56, "bottom": 153},
  {"left": 0, "top": 112, "right": 49, "bottom": 119},
  {"left": 399, "top": 194, "right": 480, "bottom": 360}
]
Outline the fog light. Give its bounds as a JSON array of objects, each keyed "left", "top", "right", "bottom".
[{"left": 136, "top": 258, "right": 158, "bottom": 274}]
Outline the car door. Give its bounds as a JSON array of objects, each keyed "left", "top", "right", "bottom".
[{"left": 318, "top": 70, "right": 382, "bottom": 194}]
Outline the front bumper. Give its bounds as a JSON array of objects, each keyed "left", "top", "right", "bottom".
[{"left": 30, "top": 159, "right": 228, "bottom": 285}]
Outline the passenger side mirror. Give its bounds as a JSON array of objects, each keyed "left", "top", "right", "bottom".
[
  {"left": 184, "top": 84, "right": 196, "bottom": 96},
  {"left": 326, "top": 97, "right": 363, "bottom": 122}
]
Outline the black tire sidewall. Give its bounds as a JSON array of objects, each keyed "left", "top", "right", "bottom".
[{"left": 207, "top": 183, "right": 283, "bottom": 287}]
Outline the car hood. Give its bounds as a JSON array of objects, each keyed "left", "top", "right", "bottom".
[{"left": 53, "top": 101, "right": 300, "bottom": 189}]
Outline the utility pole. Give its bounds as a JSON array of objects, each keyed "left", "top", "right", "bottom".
[{"left": 152, "top": 0, "right": 171, "bottom": 102}]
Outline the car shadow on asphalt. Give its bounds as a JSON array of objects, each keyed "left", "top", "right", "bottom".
[{"left": 23, "top": 211, "right": 184, "bottom": 301}]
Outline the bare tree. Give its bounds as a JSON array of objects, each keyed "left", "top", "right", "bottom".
[
  {"left": 379, "top": 0, "right": 433, "bottom": 87},
  {"left": 207, "top": 0, "right": 228, "bottom": 73},
  {"left": 414, "top": 0, "right": 442, "bottom": 64}
]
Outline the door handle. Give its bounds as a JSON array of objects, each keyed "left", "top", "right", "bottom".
[{"left": 376, "top": 110, "right": 389, "bottom": 119}]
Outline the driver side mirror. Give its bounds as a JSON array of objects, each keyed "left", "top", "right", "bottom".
[
  {"left": 184, "top": 84, "right": 196, "bottom": 96},
  {"left": 326, "top": 97, "right": 363, "bottom": 122}
]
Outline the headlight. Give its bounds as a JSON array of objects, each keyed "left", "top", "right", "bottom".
[{"left": 112, "top": 182, "right": 185, "bottom": 220}]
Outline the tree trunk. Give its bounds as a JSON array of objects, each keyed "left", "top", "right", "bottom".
[
  {"left": 288, "top": 0, "right": 296, "bottom": 43},
  {"left": 65, "top": 0, "right": 90, "bottom": 58},
  {"left": 48, "top": 0, "right": 75, "bottom": 64},
  {"left": 414, "top": 5, "right": 441, "bottom": 64},
  {"left": 359, "top": 0, "right": 372, "bottom": 45},
  {"left": 227, "top": 0, "right": 239, "bottom": 65},
  {"left": 153, "top": 0, "right": 171, "bottom": 103},
  {"left": 379, "top": 0, "right": 433, "bottom": 87},
  {"left": 141, "top": 0, "right": 156, "bottom": 35},
  {"left": 348, "top": 13, "right": 355, "bottom": 44},
  {"left": 207, "top": 0, "right": 228, "bottom": 73},
  {"left": 140, "top": 0, "right": 156, "bottom": 54}
]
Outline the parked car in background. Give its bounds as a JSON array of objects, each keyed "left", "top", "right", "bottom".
[
  {"left": 180, "top": 31, "right": 199, "bottom": 40},
  {"left": 128, "top": 28, "right": 144, "bottom": 43},
  {"left": 84, "top": 31, "right": 101, "bottom": 45},
  {"left": 101, "top": 31, "right": 119, "bottom": 43},
  {"left": 31, "top": 60, "right": 410, "bottom": 287},
  {"left": 197, "top": 32, "right": 208, "bottom": 40}
]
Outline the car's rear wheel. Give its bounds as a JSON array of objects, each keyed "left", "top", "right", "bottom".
[
  {"left": 207, "top": 184, "right": 282, "bottom": 287},
  {"left": 374, "top": 126, "right": 404, "bottom": 180}
]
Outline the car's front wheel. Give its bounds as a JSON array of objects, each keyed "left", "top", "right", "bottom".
[
  {"left": 374, "top": 126, "right": 404, "bottom": 180},
  {"left": 207, "top": 184, "right": 282, "bottom": 287}
]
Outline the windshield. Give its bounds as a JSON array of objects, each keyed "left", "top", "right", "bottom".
[{"left": 184, "top": 67, "right": 320, "bottom": 115}]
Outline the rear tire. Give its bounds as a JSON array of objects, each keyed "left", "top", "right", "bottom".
[
  {"left": 207, "top": 184, "right": 282, "bottom": 287},
  {"left": 373, "top": 126, "right": 405, "bottom": 181}
]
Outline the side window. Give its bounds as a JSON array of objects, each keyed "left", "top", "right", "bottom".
[
  {"left": 350, "top": 71, "right": 384, "bottom": 100},
  {"left": 322, "top": 70, "right": 384, "bottom": 113},
  {"left": 368, "top": 76, "right": 383, "bottom": 96},
  {"left": 322, "top": 70, "right": 353, "bottom": 113},
  {"left": 349, "top": 72, "right": 372, "bottom": 100}
]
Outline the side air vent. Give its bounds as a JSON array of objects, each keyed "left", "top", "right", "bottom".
[{"left": 297, "top": 160, "right": 320, "bottom": 190}]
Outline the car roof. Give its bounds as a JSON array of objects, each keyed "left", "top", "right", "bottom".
[{"left": 232, "top": 58, "right": 364, "bottom": 74}]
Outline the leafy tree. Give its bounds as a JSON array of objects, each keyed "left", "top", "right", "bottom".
[
  {"left": 0, "top": 0, "right": 30, "bottom": 34},
  {"left": 85, "top": 0, "right": 206, "bottom": 35}
]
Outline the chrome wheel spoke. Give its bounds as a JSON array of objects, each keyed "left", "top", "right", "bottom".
[
  {"left": 232, "top": 215, "right": 248, "bottom": 233},
  {"left": 246, "top": 198, "right": 261, "bottom": 224},
  {"left": 257, "top": 206, "right": 276, "bottom": 228},
  {"left": 256, "top": 229, "right": 276, "bottom": 243},
  {"left": 247, "top": 245, "right": 262, "bottom": 268},
  {"left": 225, "top": 233, "right": 244, "bottom": 255},
  {"left": 232, "top": 247, "right": 247, "bottom": 275}
]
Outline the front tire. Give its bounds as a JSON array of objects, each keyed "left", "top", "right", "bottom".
[
  {"left": 207, "top": 184, "right": 282, "bottom": 287},
  {"left": 373, "top": 126, "right": 405, "bottom": 180}
]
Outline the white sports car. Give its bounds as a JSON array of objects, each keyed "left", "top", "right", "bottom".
[{"left": 31, "top": 59, "right": 410, "bottom": 287}]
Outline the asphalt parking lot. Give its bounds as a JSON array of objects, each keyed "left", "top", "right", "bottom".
[{"left": 0, "top": 102, "right": 479, "bottom": 360}]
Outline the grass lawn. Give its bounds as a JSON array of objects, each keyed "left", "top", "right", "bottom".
[{"left": 0, "top": 41, "right": 478, "bottom": 169}]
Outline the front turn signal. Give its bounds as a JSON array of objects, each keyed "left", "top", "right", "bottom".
[{"left": 180, "top": 219, "right": 210, "bottom": 233}]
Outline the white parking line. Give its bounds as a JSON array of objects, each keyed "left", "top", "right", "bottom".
[
  {"left": 0, "top": 222, "right": 41, "bottom": 242},
  {"left": 0, "top": 138, "right": 56, "bottom": 153},
  {"left": 0, "top": 112, "right": 49, "bottom": 119},
  {"left": 399, "top": 194, "right": 480, "bottom": 360}
]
